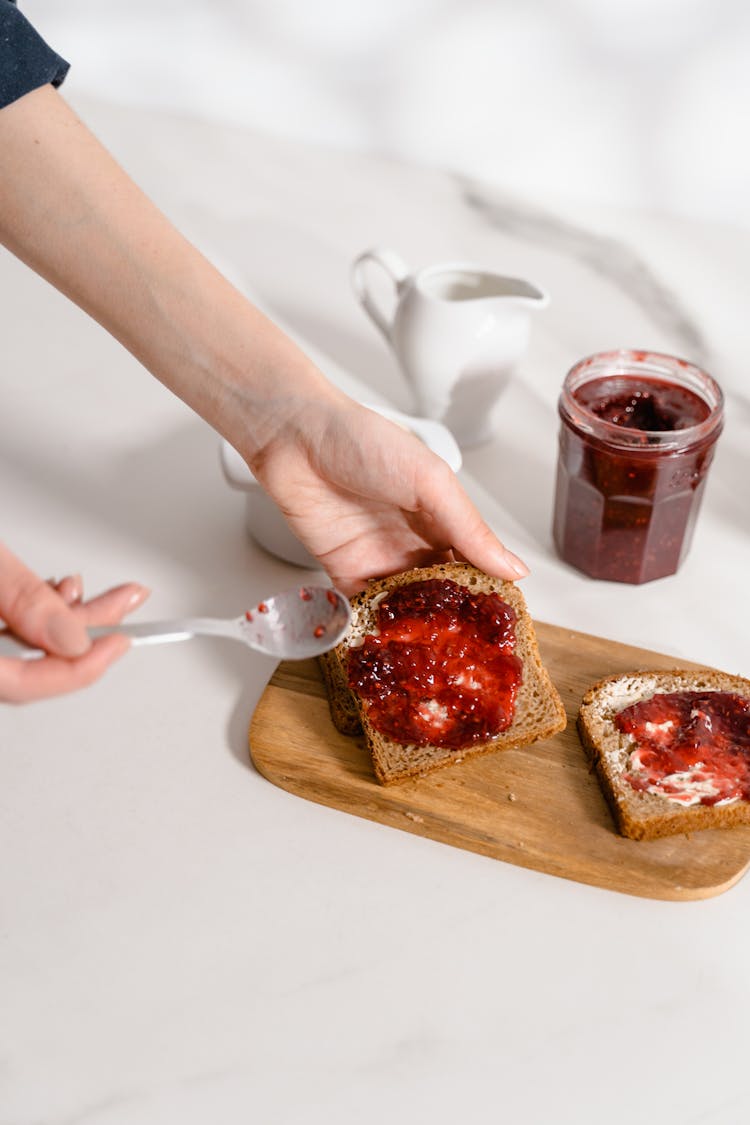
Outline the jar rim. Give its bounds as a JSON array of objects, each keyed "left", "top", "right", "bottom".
[{"left": 559, "top": 349, "right": 724, "bottom": 451}]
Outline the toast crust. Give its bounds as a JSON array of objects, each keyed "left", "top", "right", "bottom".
[
  {"left": 578, "top": 668, "right": 750, "bottom": 840},
  {"left": 320, "top": 563, "right": 566, "bottom": 785}
]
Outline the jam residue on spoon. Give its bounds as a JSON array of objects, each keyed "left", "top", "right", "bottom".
[{"left": 346, "top": 578, "right": 522, "bottom": 749}]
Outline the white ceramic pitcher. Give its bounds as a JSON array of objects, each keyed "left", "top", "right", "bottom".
[{"left": 351, "top": 247, "right": 548, "bottom": 446}]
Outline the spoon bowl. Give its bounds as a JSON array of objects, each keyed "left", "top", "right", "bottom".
[{"left": 237, "top": 585, "right": 352, "bottom": 659}]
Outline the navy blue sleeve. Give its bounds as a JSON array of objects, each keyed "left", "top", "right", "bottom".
[{"left": 0, "top": 0, "right": 70, "bottom": 109}]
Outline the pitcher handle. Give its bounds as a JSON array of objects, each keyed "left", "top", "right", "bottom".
[{"left": 351, "top": 247, "right": 410, "bottom": 343}]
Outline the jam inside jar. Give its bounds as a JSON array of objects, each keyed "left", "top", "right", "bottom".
[{"left": 553, "top": 350, "right": 724, "bottom": 583}]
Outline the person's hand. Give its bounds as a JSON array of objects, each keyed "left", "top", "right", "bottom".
[
  {"left": 249, "top": 395, "right": 529, "bottom": 595},
  {"left": 0, "top": 89, "right": 526, "bottom": 602},
  {"left": 0, "top": 544, "right": 150, "bottom": 704}
]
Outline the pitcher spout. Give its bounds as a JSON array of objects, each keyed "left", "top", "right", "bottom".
[{"left": 499, "top": 278, "right": 548, "bottom": 308}]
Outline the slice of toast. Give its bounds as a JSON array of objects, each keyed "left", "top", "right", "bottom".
[
  {"left": 320, "top": 562, "right": 566, "bottom": 784},
  {"left": 318, "top": 647, "right": 362, "bottom": 737},
  {"left": 578, "top": 669, "right": 750, "bottom": 840}
]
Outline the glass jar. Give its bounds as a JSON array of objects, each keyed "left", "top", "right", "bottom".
[{"left": 552, "top": 350, "right": 724, "bottom": 583}]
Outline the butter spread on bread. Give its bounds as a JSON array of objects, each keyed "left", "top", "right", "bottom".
[{"left": 578, "top": 669, "right": 750, "bottom": 840}]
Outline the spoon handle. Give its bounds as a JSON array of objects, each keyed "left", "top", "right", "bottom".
[
  {"left": 91, "top": 618, "right": 238, "bottom": 644},
  {"left": 0, "top": 618, "right": 238, "bottom": 662}
]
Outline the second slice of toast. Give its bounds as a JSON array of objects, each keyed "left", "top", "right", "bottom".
[{"left": 578, "top": 668, "right": 750, "bottom": 840}]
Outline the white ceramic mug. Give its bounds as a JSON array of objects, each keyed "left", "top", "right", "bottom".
[
  {"left": 351, "top": 247, "right": 548, "bottom": 447},
  {"left": 219, "top": 404, "right": 462, "bottom": 568}
]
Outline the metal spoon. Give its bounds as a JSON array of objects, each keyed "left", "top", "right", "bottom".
[{"left": 0, "top": 585, "right": 351, "bottom": 663}]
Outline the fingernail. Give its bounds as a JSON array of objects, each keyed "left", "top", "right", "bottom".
[
  {"left": 46, "top": 611, "right": 91, "bottom": 657},
  {"left": 126, "top": 585, "right": 151, "bottom": 610},
  {"left": 506, "top": 553, "right": 530, "bottom": 579},
  {"left": 58, "top": 573, "right": 83, "bottom": 605}
]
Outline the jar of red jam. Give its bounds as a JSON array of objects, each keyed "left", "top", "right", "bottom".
[{"left": 553, "top": 349, "right": 724, "bottom": 583}]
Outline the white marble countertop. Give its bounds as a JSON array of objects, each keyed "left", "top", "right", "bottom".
[{"left": 2, "top": 97, "right": 750, "bottom": 1124}]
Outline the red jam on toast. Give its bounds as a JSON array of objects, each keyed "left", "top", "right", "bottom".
[
  {"left": 615, "top": 691, "right": 750, "bottom": 806},
  {"left": 347, "top": 578, "right": 522, "bottom": 749}
]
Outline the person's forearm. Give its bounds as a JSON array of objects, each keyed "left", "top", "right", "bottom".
[{"left": 0, "top": 85, "right": 341, "bottom": 462}]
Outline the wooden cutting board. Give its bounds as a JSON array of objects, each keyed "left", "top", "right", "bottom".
[{"left": 248, "top": 621, "right": 750, "bottom": 900}]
